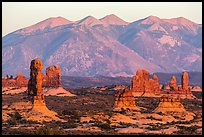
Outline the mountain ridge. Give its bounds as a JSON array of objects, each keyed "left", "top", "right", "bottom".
[{"left": 2, "top": 15, "right": 202, "bottom": 77}]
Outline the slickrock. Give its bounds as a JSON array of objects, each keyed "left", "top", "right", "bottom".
[
  {"left": 26, "top": 58, "right": 64, "bottom": 122},
  {"left": 131, "top": 69, "right": 160, "bottom": 96},
  {"left": 44, "top": 87, "right": 76, "bottom": 97},
  {"left": 113, "top": 88, "right": 140, "bottom": 111}
]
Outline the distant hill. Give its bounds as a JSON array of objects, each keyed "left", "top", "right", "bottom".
[
  {"left": 62, "top": 76, "right": 131, "bottom": 89},
  {"left": 152, "top": 71, "right": 202, "bottom": 87},
  {"left": 62, "top": 72, "right": 202, "bottom": 89}
]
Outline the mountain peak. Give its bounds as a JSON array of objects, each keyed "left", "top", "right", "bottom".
[
  {"left": 77, "top": 15, "right": 103, "bottom": 26},
  {"left": 140, "top": 15, "right": 161, "bottom": 24},
  {"left": 16, "top": 16, "right": 73, "bottom": 34},
  {"left": 100, "top": 14, "right": 129, "bottom": 25},
  {"left": 163, "top": 17, "right": 197, "bottom": 25}
]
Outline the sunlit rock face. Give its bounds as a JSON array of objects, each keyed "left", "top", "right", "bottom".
[
  {"left": 44, "top": 65, "right": 62, "bottom": 88},
  {"left": 131, "top": 69, "right": 160, "bottom": 96},
  {"left": 26, "top": 58, "right": 64, "bottom": 122},
  {"left": 169, "top": 76, "right": 178, "bottom": 91},
  {"left": 2, "top": 73, "right": 29, "bottom": 88},
  {"left": 168, "top": 72, "right": 195, "bottom": 99},
  {"left": 28, "top": 58, "right": 45, "bottom": 104},
  {"left": 154, "top": 95, "right": 186, "bottom": 113},
  {"left": 113, "top": 87, "right": 140, "bottom": 111}
]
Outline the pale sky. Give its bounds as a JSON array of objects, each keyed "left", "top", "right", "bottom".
[{"left": 2, "top": 2, "right": 202, "bottom": 37}]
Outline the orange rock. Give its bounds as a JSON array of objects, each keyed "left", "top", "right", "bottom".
[
  {"left": 131, "top": 69, "right": 160, "bottom": 96},
  {"left": 182, "top": 71, "right": 189, "bottom": 90},
  {"left": 44, "top": 65, "right": 62, "bottom": 88},
  {"left": 28, "top": 58, "right": 45, "bottom": 104},
  {"left": 167, "top": 72, "right": 195, "bottom": 99},
  {"left": 169, "top": 76, "right": 178, "bottom": 91},
  {"left": 26, "top": 59, "right": 64, "bottom": 122},
  {"left": 114, "top": 88, "right": 140, "bottom": 111},
  {"left": 154, "top": 95, "right": 186, "bottom": 113},
  {"left": 15, "top": 73, "right": 29, "bottom": 87}
]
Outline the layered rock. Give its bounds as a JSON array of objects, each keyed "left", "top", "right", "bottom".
[
  {"left": 154, "top": 95, "right": 186, "bottom": 113},
  {"left": 28, "top": 59, "right": 45, "bottom": 104},
  {"left": 191, "top": 86, "right": 202, "bottom": 92},
  {"left": 113, "top": 88, "right": 140, "bottom": 111},
  {"left": 169, "top": 76, "right": 178, "bottom": 91},
  {"left": 154, "top": 94, "right": 196, "bottom": 122},
  {"left": 15, "top": 73, "right": 29, "bottom": 87},
  {"left": 182, "top": 71, "right": 189, "bottom": 90},
  {"left": 168, "top": 72, "right": 195, "bottom": 99},
  {"left": 3, "top": 74, "right": 9, "bottom": 80},
  {"left": 2, "top": 75, "right": 16, "bottom": 87},
  {"left": 131, "top": 69, "right": 160, "bottom": 96},
  {"left": 2, "top": 73, "right": 29, "bottom": 87},
  {"left": 26, "top": 58, "right": 64, "bottom": 122},
  {"left": 44, "top": 65, "right": 62, "bottom": 88},
  {"left": 2, "top": 65, "right": 62, "bottom": 88}
]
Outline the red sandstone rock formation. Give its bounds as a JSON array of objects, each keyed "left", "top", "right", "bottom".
[
  {"left": 44, "top": 65, "right": 62, "bottom": 87},
  {"left": 26, "top": 58, "right": 64, "bottom": 122},
  {"left": 3, "top": 74, "right": 9, "bottom": 80},
  {"left": 2, "top": 73, "right": 29, "bottom": 87},
  {"left": 2, "top": 76, "right": 16, "bottom": 87},
  {"left": 182, "top": 71, "right": 189, "bottom": 90},
  {"left": 114, "top": 88, "right": 140, "bottom": 111},
  {"left": 15, "top": 73, "right": 29, "bottom": 87},
  {"left": 167, "top": 72, "right": 195, "bottom": 99},
  {"left": 2, "top": 65, "right": 62, "bottom": 88},
  {"left": 28, "top": 58, "right": 45, "bottom": 104},
  {"left": 169, "top": 76, "right": 178, "bottom": 91},
  {"left": 131, "top": 69, "right": 160, "bottom": 96},
  {"left": 154, "top": 95, "right": 186, "bottom": 113},
  {"left": 191, "top": 86, "right": 202, "bottom": 92}
]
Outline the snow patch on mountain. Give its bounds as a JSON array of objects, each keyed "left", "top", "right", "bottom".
[{"left": 159, "top": 35, "right": 181, "bottom": 47}]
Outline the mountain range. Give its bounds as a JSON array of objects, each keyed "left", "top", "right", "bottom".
[{"left": 2, "top": 14, "right": 202, "bottom": 77}]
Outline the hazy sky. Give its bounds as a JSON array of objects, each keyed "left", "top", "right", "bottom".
[{"left": 2, "top": 2, "right": 202, "bottom": 37}]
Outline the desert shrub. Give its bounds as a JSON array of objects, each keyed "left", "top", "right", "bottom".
[
  {"left": 175, "top": 125, "right": 200, "bottom": 135},
  {"left": 94, "top": 119, "right": 111, "bottom": 130},
  {"left": 118, "top": 108, "right": 126, "bottom": 114},
  {"left": 34, "top": 126, "right": 63, "bottom": 135},
  {"left": 118, "top": 122, "right": 135, "bottom": 128},
  {"left": 62, "top": 110, "right": 77, "bottom": 116},
  {"left": 156, "top": 112, "right": 163, "bottom": 115},
  {"left": 7, "top": 118, "right": 17, "bottom": 125},
  {"left": 26, "top": 120, "right": 40, "bottom": 124},
  {"left": 14, "top": 111, "right": 22, "bottom": 120},
  {"left": 61, "top": 122, "right": 77, "bottom": 129}
]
